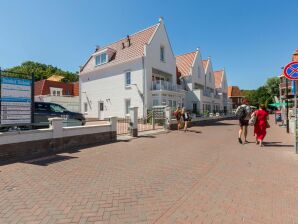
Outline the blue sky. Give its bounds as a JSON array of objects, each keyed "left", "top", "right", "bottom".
[{"left": 0, "top": 0, "right": 297, "bottom": 89}]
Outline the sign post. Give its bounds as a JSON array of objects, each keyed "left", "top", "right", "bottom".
[
  {"left": 0, "top": 70, "right": 34, "bottom": 129},
  {"left": 283, "top": 61, "right": 298, "bottom": 153}
]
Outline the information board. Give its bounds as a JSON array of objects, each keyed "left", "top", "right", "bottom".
[{"left": 0, "top": 77, "right": 32, "bottom": 125}]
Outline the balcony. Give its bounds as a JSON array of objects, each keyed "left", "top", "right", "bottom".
[
  {"left": 280, "top": 82, "right": 292, "bottom": 89},
  {"left": 151, "top": 80, "right": 183, "bottom": 92}
]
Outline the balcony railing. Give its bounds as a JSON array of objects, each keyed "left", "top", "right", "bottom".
[{"left": 151, "top": 80, "right": 183, "bottom": 91}]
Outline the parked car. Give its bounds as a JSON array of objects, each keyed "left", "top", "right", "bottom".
[{"left": 34, "top": 102, "right": 86, "bottom": 127}]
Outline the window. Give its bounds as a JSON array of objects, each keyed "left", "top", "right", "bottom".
[
  {"left": 173, "top": 101, "right": 177, "bottom": 108},
  {"left": 193, "top": 103, "right": 197, "bottom": 113},
  {"left": 99, "top": 102, "right": 104, "bottom": 111},
  {"left": 168, "top": 100, "right": 172, "bottom": 107},
  {"left": 50, "top": 87, "right": 63, "bottom": 96},
  {"left": 125, "top": 71, "right": 131, "bottom": 86},
  {"left": 160, "top": 46, "right": 165, "bottom": 62},
  {"left": 50, "top": 104, "right": 66, "bottom": 113},
  {"left": 35, "top": 103, "right": 50, "bottom": 112},
  {"left": 125, "top": 99, "right": 131, "bottom": 115},
  {"left": 153, "top": 99, "right": 159, "bottom": 106},
  {"left": 95, "top": 52, "right": 107, "bottom": 65},
  {"left": 84, "top": 103, "right": 88, "bottom": 113}
]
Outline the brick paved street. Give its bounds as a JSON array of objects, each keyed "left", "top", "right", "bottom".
[{"left": 1, "top": 117, "right": 298, "bottom": 224}]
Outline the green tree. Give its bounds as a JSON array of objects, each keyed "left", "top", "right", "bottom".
[
  {"left": 265, "top": 77, "right": 280, "bottom": 99},
  {"left": 5, "top": 61, "right": 78, "bottom": 82}
]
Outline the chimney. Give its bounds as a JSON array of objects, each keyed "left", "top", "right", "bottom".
[
  {"left": 95, "top": 45, "right": 100, "bottom": 51},
  {"left": 127, "top": 35, "right": 131, "bottom": 47},
  {"left": 159, "top": 17, "right": 164, "bottom": 23},
  {"left": 122, "top": 42, "right": 125, "bottom": 49},
  {"left": 293, "top": 49, "right": 298, "bottom": 62}
]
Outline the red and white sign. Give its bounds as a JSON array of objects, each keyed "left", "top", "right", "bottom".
[{"left": 283, "top": 61, "right": 298, "bottom": 80}]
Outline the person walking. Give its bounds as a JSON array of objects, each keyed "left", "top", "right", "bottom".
[
  {"left": 174, "top": 106, "right": 182, "bottom": 131},
  {"left": 253, "top": 104, "right": 269, "bottom": 147},
  {"left": 235, "top": 99, "right": 251, "bottom": 144},
  {"left": 181, "top": 107, "right": 190, "bottom": 132}
]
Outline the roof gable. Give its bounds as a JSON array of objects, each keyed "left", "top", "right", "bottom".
[
  {"left": 176, "top": 51, "right": 197, "bottom": 77},
  {"left": 214, "top": 70, "right": 224, "bottom": 88},
  {"left": 228, "top": 86, "right": 243, "bottom": 97},
  {"left": 80, "top": 23, "right": 159, "bottom": 73},
  {"left": 202, "top": 60, "right": 208, "bottom": 71}
]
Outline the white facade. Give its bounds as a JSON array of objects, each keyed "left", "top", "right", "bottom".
[
  {"left": 80, "top": 18, "right": 185, "bottom": 119},
  {"left": 176, "top": 50, "right": 230, "bottom": 114}
]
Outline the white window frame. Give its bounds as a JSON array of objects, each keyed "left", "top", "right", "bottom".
[
  {"left": 125, "top": 71, "right": 131, "bottom": 86},
  {"left": 95, "top": 51, "right": 108, "bottom": 66},
  {"left": 50, "top": 87, "right": 63, "bottom": 96}
]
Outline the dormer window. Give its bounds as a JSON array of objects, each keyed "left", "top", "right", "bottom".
[{"left": 95, "top": 52, "right": 107, "bottom": 66}]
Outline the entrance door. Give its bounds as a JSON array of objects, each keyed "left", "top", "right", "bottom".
[
  {"left": 98, "top": 101, "right": 104, "bottom": 120},
  {"left": 192, "top": 103, "right": 197, "bottom": 113}
]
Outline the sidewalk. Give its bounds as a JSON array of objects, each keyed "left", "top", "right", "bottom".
[{"left": 0, "top": 117, "right": 298, "bottom": 224}]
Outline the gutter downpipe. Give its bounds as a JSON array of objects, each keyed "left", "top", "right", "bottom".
[{"left": 142, "top": 55, "right": 146, "bottom": 118}]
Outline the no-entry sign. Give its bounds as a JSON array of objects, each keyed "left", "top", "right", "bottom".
[{"left": 284, "top": 61, "right": 298, "bottom": 80}]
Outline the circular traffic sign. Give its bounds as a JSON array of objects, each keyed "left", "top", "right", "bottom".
[{"left": 284, "top": 61, "right": 298, "bottom": 80}]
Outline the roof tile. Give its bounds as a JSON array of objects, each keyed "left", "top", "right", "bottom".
[{"left": 176, "top": 52, "right": 197, "bottom": 77}]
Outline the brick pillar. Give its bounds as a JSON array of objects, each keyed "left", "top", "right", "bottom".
[
  {"left": 129, "top": 107, "right": 138, "bottom": 137},
  {"left": 48, "top": 118, "right": 63, "bottom": 139}
]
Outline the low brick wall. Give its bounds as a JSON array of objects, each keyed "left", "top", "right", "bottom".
[
  {"left": 169, "top": 116, "right": 235, "bottom": 130},
  {"left": 0, "top": 131, "right": 116, "bottom": 164},
  {"left": 0, "top": 117, "right": 117, "bottom": 164}
]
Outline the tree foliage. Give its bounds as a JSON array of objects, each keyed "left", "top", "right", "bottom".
[
  {"left": 242, "top": 76, "right": 280, "bottom": 107},
  {"left": 5, "top": 61, "right": 78, "bottom": 82}
]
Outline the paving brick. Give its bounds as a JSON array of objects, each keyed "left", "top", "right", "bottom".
[{"left": 0, "top": 117, "right": 297, "bottom": 223}]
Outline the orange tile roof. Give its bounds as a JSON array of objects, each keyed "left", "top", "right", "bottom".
[
  {"left": 202, "top": 60, "right": 208, "bottom": 70},
  {"left": 176, "top": 51, "right": 197, "bottom": 77},
  {"left": 81, "top": 23, "right": 159, "bottom": 73},
  {"left": 214, "top": 70, "right": 224, "bottom": 88},
  {"left": 228, "top": 86, "right": 243, "bottom": 97}
]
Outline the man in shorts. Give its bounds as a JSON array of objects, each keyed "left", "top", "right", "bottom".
[{"left": 235, "top": 99, "right": 251, "bottom": 144}]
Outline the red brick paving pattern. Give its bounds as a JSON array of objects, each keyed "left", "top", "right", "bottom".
[{"left": 1, "top": 117, "right": 298, "bottom": 223}]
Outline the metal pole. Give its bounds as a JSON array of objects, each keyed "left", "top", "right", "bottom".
[
  {"left": 286, "top": 79, "right": 289, "bottom": 133},
  {"left": 295, "top": 81, "right": 297, "bottom": 153},
  {"left": 31, "top": 73, "right": 35, "bottom": 128},
  {"left": 0, "top": 67, "right": 1, "bottom": 126}
]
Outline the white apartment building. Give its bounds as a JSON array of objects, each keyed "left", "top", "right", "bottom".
[
  {"left": 214, "top": 69, "right": 229, "bottom": 112},
  {"left": 79, "top": 18, "right": 185, "bottom": 119},
  {"left": 176, "top": 49, "right": 229, "bottom": 114}
]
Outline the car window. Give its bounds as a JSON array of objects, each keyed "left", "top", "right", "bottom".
[
  {"left": 35, "top": 103, "right": 50, "bottom": 112},
  {"left": 49, "top": 104, "right": 65, "bottom": 113}
]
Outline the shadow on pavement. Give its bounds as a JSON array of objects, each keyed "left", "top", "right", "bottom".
[
  {"left": 198, "top": 121, "right": 236, "bottom": 127},
  {"left": 265, "top": 142, "right": 294, "bottom": 148},
  {"left": 187, "top": 130, "right": 202, "bottom": 134},
  {"left": 24, "top": 155, "right": 77, "bottom": 166}
]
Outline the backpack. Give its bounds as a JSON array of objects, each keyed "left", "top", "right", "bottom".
[{"left": 236, "top": 106, "right": 246, "bottom": 120}]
